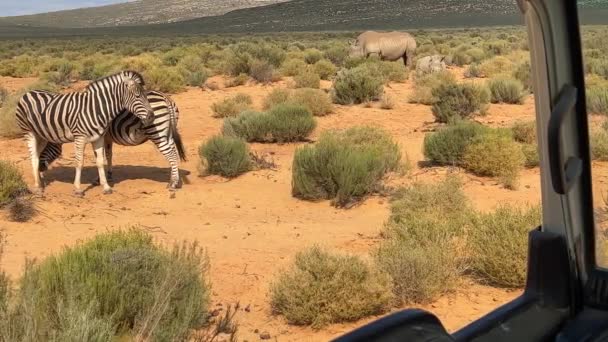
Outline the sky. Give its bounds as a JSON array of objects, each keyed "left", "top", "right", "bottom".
[{"left": 0, "top": 0, "right": 130, "bottom": 16}]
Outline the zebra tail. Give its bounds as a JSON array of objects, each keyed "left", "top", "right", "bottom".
[{"left": 173, "top": 126, "right": 187, "bottom": 162}]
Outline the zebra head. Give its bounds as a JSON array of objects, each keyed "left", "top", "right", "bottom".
[{"left": 121, "top": 71, "right": 154, "bottom": 125}]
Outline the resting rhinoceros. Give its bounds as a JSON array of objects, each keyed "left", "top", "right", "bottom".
[
  {"left": 349, "top": 31, "right": 417, "bottom": 67},
  {"left": 416, "top": 55, "right": 447, "bottom": 76}
]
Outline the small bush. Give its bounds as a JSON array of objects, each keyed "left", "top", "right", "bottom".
[
  {"left": 451, "top": 50, "right": 471, "bottom": 66},
  {"left": 224, "top": 73, "right": 249, "bottom": 88},
  {"left": 0, "top": 82, "right": 57, "bottom": 138},
  {"left": 270, "top": 246, "right": 393, "bottom": 329},
  {"left": 423, "top": 121, "right": 490, "bottom": 166},
  {"left": 263, "top": 88, "right": 333, "bottom": 116},
  {"left": 521, "top": 144, "right": 540, "bottom": 168},
  {"left": 464, "top": 63, "right": 483, "bottom": 78},
  {"left": 199, "top": 136, "right": 251, "bottom": 178},
  {"left": 377, "top": 177, "right": 469, "bottom": 303},
  {"left": 145, "top": 67, "right": 186, "bottom": 93},
  {"left": 0, "top": 87, "right": 7, "bottom": 107},
  {"left": 332, "top": 67, "right": 383, "bottom": 105},
  {"left": 294, "top": 71, "right": 321, "bottom": 89},
  {"left": 466, "top": 48, "right": 487, "bottom": 63},
  {"left": 487, "top": 77, "right": 526, "bottom": 104},
  {"left": 303, "top": 49, "right": 324, "bottom": 65},
  {"left": 431, "top": 83, "right": 490, "bottom": 123},
  {"left": 587, "top": 86, "right": 608, "bottom": 116},
  {"left": 480, "top": 56, "right": 514, "bottom": 77},
  {"left": 409, "top": 71, "right": 457, "bottom": 105},
  {"left": 512, "top": 61, "right": 532, "bottom": 91},
  {"left": 292, "top": 127, "right": 400, "bottom": 207},
  {"left": 324, "top": 45, "right": 349, "bottom": 66},
  {"left": 6, "top": 197, "right": 37, "bottom": 222},
  {"left": 468, "top": 205, "right": 541, "bottom": 287},
  {"left": 592, "top": 130, "right": 608, "bottom": 161},
  {"left": 281, "top": 58, "right": 307, "bottom": 77},
  {"left": 249, "top": 59, "right": 275, "bottom": 84},
  {"left": 380, "top": 93, "right": 395, "bottom": 110},
  {"left": 5, "top": 230, "right": 210, "bottom": 340},
  {"left": 263, "top": 88, "right": 292, "bottom": 110},
  {"left": 43, "top": 61, "right": 74, "bottom": 87},
  {"left": 0, "top": 161, "right": 28, "bottom": 207},
  {"left": 463, "top": 131, "right": 525, "bottom": 189},
  {"left": 511, "top": 121, "right": 536, "bottom": 144},
  {"left": 224, "top": 104, "right": 316, "bottom": 143},
  {"left": 313, "top": 59, "right": 338, "bottom": 80},
  {"left": 211, "top": 93, "right": 252, "bottom": 118}
]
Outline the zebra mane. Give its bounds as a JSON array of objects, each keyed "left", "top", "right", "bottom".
[{"left": 85, "top": 70, "right": 145, "bottom": 91}]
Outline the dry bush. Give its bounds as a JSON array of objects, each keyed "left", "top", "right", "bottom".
[
  {"left": 512, "top": 61, "right": 532, "bottom": 91},
  {"left": 292, "top": 127, "right": 400, "bottom": 207},
  {"left": 263, "top": 88, "right": 333, "bottom": 116},
  {"left": 223, "top": 104, "right": 316, "bottom": 143},
  {"left": 199, "top": 136, "right": 251, "bottom": 178},
  {"left": 211, "top": 93, "right": 253, "bottom": 118},
  {"left": 380, "top": 93, "right": 395, "bottom": 110},
  {"left": 0, "top": 87, "right": 7, "bottom": 108},
  {"left": 303, "top": 49, "right": 324, "bottom": 65},
  {"left": 249, "top": 59, "right": 276, "bottom": 84},
  {"left": 487, "top": 76, "right": 526, "bottom": 104},
  {"left": 263, "top": 88, "right": 292, "bottom": 110},
  {"left": 7, "top": 197, "right": 37, "bottom": 223},
  {"left": 464, "top": 63, "right": 483, "bottom": 78},
  {"left": 377, "top": 177, "right": 469, "bottom": 303},
  {"left": 42, "top": 60, "right": 75, "bottom": 87},
  {"left": 281, "top": 58, "right": 307, "bottom": 77},
  {"left": 511, "top": 121, "right": 537, "bottom": 144},
  {"left": 0, "top": 161, "right": 28, "bottom": 207},
  {"left": 468, "top": 205, "right": 541, "bottom": 288},
  {"left": 224, "top": 74, "right": 249, "bottom": 88},
  {"left": 313, "top": 59, "right": 338, "bottom": 80},
  {"left": 270, "top": 246, "right": 393, "bottom": 329},
  {"left": 332, "top": 67, "right": 383, "bottom": 105},
  {"left": 521, "top": 144, "right": 540, "bottom": 168},
  {"left": 145, "top": 67, "right": 186, "bottom": 93},
  {"left": 409, "top": 71, "right": 456, "bottom": 105},
  {"left": 587, "top": 86, "right": 608, "bottom": 116},
  {"left": 0, "top": 82, "right": 57, "bottom": 139},
  {"left": 1, "top": 230, "right": 210, "bottom": 341},
  {"left": 463, "top": 131, "right": 525, "bottom": 189},
  {"left": 479, "top": 56, "right": 514, "bottom": 78},
  {"left": 294, "top": 71, "right": 320, "bottom": 89},
  {"left": 431, "top": 83, "right": 490, "bottom": 123},
  {"left": 592, "top": 129, "right": 608, "bottom": 161}
]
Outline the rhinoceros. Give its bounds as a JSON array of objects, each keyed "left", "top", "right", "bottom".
[
  {"left": 349, "top": 31, "right": 417, "bottom": 67},
  {"left": 416, "top": 55, "right": 447, "bottom": 76}
]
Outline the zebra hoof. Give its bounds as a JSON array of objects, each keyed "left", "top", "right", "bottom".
[
  {"left": 92, "top": 179, "right": 100, "bottom": 186},
  {"left": 103, "top": 188, "right": 113, "bottom": 195},
  {"left": 73, "top": 190, "right": 84, "bottom": 198},
  {"left": 33, "top": 188, "right": 44, "bottom": 198}
]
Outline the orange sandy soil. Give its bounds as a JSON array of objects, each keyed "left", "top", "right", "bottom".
[{"left": 1, "top": 68, "right": 606, "bottom": 341}]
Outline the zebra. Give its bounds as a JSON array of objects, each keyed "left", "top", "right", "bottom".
[
  {"left": 15, "top": 70, "right": 154, "bottom": 196},
  {"left": 38, "top": 91, "right": 187, "bottom": 190}
]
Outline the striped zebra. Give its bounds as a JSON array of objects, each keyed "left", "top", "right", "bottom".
[
  {"left": 38, "top": 91, "right": 187, "bottom": 190},
  {"left": 15, "top": 70, "right": 154, "bottom": 196}
]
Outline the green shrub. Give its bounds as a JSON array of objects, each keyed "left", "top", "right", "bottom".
[
  {"left": 463, "top": 131, "right": 525, "bottom": 189},
  {"left": 592, "top": 129, "right": 608, "bottom": 161},
  {"left": 332, "top": 67, "right": 383, "bottom": 105},
  {"left": 410, "top": 71, "right": 458, "bottom": 105},
  {"left": 587, "top": 58, "right": 608, "bottom": 79},
  {"left": 281, "top": 58, "right": 307, "bottom": 77},
  {"left": 468, "top": 205, "right": 541, "bottom": 287},
  {"left": 4, "top": 230, "right": 210, "bottom": 340},
  {"left": 313, "top": 59, "right": 338, "bottom": 80},
  {"left": 263, "top": 88, "right": 292, "bottom": 110},
  {"left": 324, "top": 45, "right": 349, "bottom": 66},
  {"left": 480, "top": 56, "right": 514, "bottom": 77},
  {"left": 0, "top": 161, "right": 28, "bottom": 207},
  {"left": 483, "top": 40, "right": 510, "bottom": 55},
  {"left": 487, "top": 76, "right": 526, "bottom": 104},
  {"left": 183, "top": 69, "right": 209, "bottom": 87},
  {"left": 511, "top": 121, "right": 536, "bottom": 144},
  {"left": 512, "top": 61, "right": 532, "bottom": 91},
  {"left": 521, "top": 144, "right": 540, "bottom": 168},
  {"left": 0, "top": 82, "right": 57, "bottom": 139},
  {"left": 464, "top": 63, "right": 483, "bottom": 78},
  {"left": 451, "top": 50, "right": 471, "bottom": 66},
  {"left": 377, "top": 177, "right": 469, "bottom": 303},
  {"left": 145, "top": 67, "right": 186, "bottom": 93},
  {"left": 249, "top": 59, "right": 276, "bottom": 84},
  {"left": 211, "top": 93, "right": 252, "bottom": 118},
  {"left": 263, "top": 88, "right": 333, "bottom": 116},
  {"left": 199, "top": 136, "right": 251, "bottom": 178},
  {"left": 224, "top": 104, "right": 316, "bottom": 143},
  {"left": 292, "top": 127, "right": 400, "bottom": 207},
  {"left": 303, "top": 49, "right": 324, "bottom": 65},
  {"left": 466, "top": 48, "right": 487, "bottom": 63},
  {"left": 357, "top": 61, "right": 408, "bottom": 83},
  {"left": 0, "top": 87, "right": 7, "bottom": 108},
  {"left": 423, "top": 121, "right": 490, "bottom": 166},
  {"left": 294, "top": 71, "right": 321, "bottom": 89},
  {"left": 431, "top": 83, "right": 490, "bottom": 123},
  {"left": 43, "top": 61, "right": 74, "bottom": 87},
  {"left": 122, "top": 54, "right": 162, "bottom": 73},
  {"left": 224, "top": 52, "right": 251, "bottom": 77},
  {"left": 224, "top": 73, "right": 249, "bottom": 88},
  {"left": 587, "top": 86, "right": 608, "bottom": 115},
  {"left": 270, "top": 246, "right": 393, "bottom": 329}
]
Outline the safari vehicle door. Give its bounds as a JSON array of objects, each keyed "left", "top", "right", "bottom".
[{"left": 334, "top": 0, "right": 608, "bottom": 340}]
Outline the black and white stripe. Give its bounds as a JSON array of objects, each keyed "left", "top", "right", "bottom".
[
  {"left": 15, "top": 70, "right": 154, "bottom": 196},
  {"left": 39, "top": 91, "right": 187, "bottom": 190}
]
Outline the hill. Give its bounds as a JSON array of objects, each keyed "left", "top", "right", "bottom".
[
  {"left": 0, "top": 0, "right": 288, "bottom": 28},
  {"left": 0, "top": 0, "right": 607, "bottom": 37}
]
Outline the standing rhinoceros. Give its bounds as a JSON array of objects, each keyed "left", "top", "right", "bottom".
[
  {"left": 416, "top": 55, "right": 447, "bottom": 76},
  {"left": 349, "top": 31, "right": 417, "bottom": 67}
]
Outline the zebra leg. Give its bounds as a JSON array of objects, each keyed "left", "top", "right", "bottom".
[
  {"left": 158, "top": 139, "right": 181, "bottom": 190},
  {"left": 26, "top": 133, "right": 46, "bottom": 195},
  {"left": 73, "top": 137, "right": 87, "bottom": 197},
  {"left": 92, "top": 139, "right": 112, "bottom": 195},
  {"left": 92, "top": 138, "right": 113, "bottom": 186}
]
